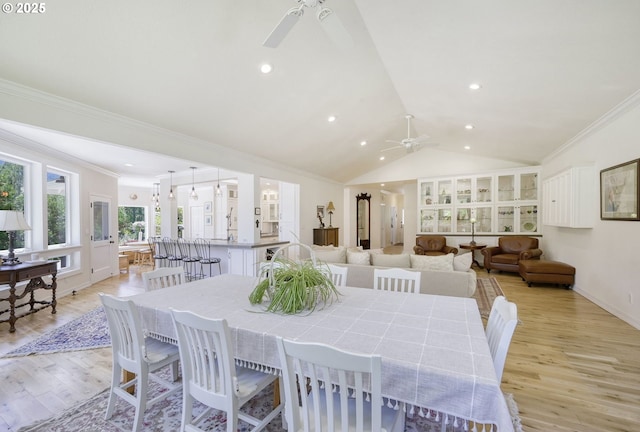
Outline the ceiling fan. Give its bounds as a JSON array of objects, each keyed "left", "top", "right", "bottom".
[
  {"left": 263, "top": 0, "right": 353, "bottom": 49},
  {"left": 380, "top": 114, "right": 437, "bottom": 154}
]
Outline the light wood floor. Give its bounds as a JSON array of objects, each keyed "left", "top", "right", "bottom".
[{"left": 1, "top": 266, "right": 639, "bottom": 431}]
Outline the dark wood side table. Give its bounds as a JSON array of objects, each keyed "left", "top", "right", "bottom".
[
  {"left": 0, "top": 261, "right": 58, "bottom": 332},
  {"left": 458, "top": 244, "right": 487, "bottom": 268},
  {"left": 313, "top": 227, "right": 339, "bottom": 246}
]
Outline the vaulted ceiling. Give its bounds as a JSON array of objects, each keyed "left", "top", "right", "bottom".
[{"left": 1, "top": 0, "right": 639, "bottom": 185}]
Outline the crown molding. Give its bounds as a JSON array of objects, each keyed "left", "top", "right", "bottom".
[{"left": 544, "top": 89, "right": 640, "bottom": 163}]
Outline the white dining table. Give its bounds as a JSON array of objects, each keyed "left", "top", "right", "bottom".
[{"left": 128, "top": 274, "right": 514, "bottom": 431}]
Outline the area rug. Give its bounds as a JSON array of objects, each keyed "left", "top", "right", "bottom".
[
  {"left": 475, "top": 277, "right": 506, "bottom": 319},
  {"left": 18, "top": 367, "right": 522, "bottom": 432},
  {"left": 2, "top": 306, "right": 110, "bottom": 358}
]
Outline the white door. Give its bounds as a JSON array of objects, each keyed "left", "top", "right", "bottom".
[
  {"left": 90, "top": 195, "right": 114, "bottom": 283},
  {"left": 279, "top": 182, "right": 299, "bottom": 257},
  {"left": 191, "top": 205, "right": 205, "bottom": 238}
]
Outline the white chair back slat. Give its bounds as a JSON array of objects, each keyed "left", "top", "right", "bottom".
[
  {"left": 485, "top": 296, "right": 518, "bottom": 382},
  {"left": 327, "top": 264, "right": 348, "bottom": 287},
  {"left": 373, "top": 268, "right": 421, "bottom": 294},
  {"left": 142, "top": 267, "right": 185, "bottom": 291}
]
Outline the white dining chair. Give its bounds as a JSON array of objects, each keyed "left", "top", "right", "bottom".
[
  {"left": 170, "top": 309, "right": 282, "bottom": 432},
  {"left": 276, "top": 336, "right": 405, "bottom": 432},
  {"left": 99, "top": 293, "right": 182, "bottom": 432},
  {"left": 142, "top": 266, "right": 185, "bottom": 291},
  {"left": 327, "top": 263, "right": 348, "bottom": 287},
  {"left": 485, "top": 296, "right": 518, "bottom": 382},
  {"left": 373, "top": 268, "right": 421, "bottom": 294}
]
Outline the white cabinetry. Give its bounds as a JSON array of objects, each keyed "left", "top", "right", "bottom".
[
  {"left": 542, "top": 166, "right": 595, "bottom": 228},
  {"left": 418, "top": 167, "right": 540, "bottom": 235}
]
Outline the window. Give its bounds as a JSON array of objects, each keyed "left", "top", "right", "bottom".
[
  {"left": 47, "top": 170, "right": 69, "bottom": 246},
  {"left": 0, "top": 158, "right": 26, "bottom": 250},
  {"left": 118, "top": 206, "right": 147, "bottom": 244}
]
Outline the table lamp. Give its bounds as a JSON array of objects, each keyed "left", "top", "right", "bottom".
[
  {"left": 469, "top": 217, "right": 476, "bottom": 246},
  {"left": 327, "top": 201, "right": 335, "bottom": 227},
  {"left": 0, "top": 210, "right": 32, "bottom": 265}
]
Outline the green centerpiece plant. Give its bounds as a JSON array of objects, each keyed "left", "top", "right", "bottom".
[{"left": 248, "top": 244, "right": 340, "bottom": 315}]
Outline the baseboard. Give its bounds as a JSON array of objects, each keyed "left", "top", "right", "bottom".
[{"left": 573, "top": 287, "right": 640, "bottom": 330}]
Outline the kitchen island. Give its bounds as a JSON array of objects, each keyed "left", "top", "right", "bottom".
[{"left": 156, "top": 238, "right": 289, "bottom": 277}]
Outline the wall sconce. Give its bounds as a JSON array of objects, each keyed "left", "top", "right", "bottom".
[
  {"left": 327, "top": 201, "right": 336, "bottom": 227},
  {"left": 168, "top": 170, "right": 175, "bottom": 200},
  {"left": 0, "top": 210, "right": 32, "bottom": 265},
  {"left": 189, "top": 167, "right": 198, "bottom": 200}
]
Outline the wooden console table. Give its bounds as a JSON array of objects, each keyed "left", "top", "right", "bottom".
[
  {"left": 313, "top": 227, "right": 339, "bottom": 246},
  {"left": 0, "top": 261, "right": 58, "bottom": 332}
]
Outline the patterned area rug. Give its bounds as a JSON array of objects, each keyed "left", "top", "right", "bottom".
[
  {"left": 1, "top": 306, "right": 110, "bottom": 358},
  {"left": 18, "top": 367, "right": 522, "bottom": 432},
  {"left": 475, "top": 277, "right": 506, "bottom": 319}
]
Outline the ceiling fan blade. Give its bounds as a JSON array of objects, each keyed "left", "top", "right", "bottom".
[
  {"left": 380, "top": 145, "right": 403, "bottom": 153},
  {"left": 263, "top": 7, "right": 304, "bottom": 48},
  {"left": 316, "top": 7, "right": 354, "bottom": 49}
]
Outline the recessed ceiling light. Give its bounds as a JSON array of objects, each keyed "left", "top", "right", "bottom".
[
  {"left": 464, "top": 145, "right": 471, "bottom": 150},
  {"left": 469, "top": 83, "right": 481, "bottom": 90},
  {"left": 124, "top": 163, "right": 134, "bottom": 167},
  {"left": 380, "top": 183, "right": 385, "bottom": 187},
  {"left": 360, "top": 140, "right": 367, "bottom": 146},
  {"left": 260, "top": 63, "right": 273, "bottom": 74},
  {"left": 465, "top": 124, "right": 475, "bottom": 130},
  {"left": 327, "top": 115, "right": 336, "bottom": 122},
  {"left": 379, "top": 156, "right": 385, "bottom": 161}
]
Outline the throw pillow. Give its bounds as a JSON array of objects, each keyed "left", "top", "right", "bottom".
[
  {"left": 370, "top": 253, "right": 411, "bottom": 268},
  {"left": 313, "top": 246, "right": 346, "bottom": 264},
  {"left": 347, "top": 249, "right": 371, "bottom": 265},
  {"left": 453, "top": 253, "right": 473, "bottom": 272},
  {"left": 410, "top": 253, "right": 454, "bottom": 271}
]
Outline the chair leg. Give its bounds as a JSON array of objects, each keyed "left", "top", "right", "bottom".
[
  {"left": 105, "top": 364, "right": 120, "bottom": 420},
  {"left": 132, "top": 372, "right": 149, "bottom": 432}
]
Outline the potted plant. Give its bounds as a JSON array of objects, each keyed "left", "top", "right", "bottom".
[{"left": 249, "top": 243, "right": 340, "bottom": 315}]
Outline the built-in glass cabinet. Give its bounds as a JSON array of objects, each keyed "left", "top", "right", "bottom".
[{"left": 418, "top": 167, "right": 540, "bottom": 235}]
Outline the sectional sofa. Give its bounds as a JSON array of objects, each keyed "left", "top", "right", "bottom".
[{"left": 310, "top": 246, "right": 476, "bottom": 298}]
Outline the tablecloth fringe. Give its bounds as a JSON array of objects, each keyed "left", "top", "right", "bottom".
[{"left": 405, "top": 404, "right": 497, "bottom": 432}]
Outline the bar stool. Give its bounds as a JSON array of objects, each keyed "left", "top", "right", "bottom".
[
  {"left": 133, "top": 247, "right": 154, "bottom": 267},
  {"left": 176, "top": 238, "right": 200, "bottom": 281},
  {"left": 193, "top": 238, "right": 222, "bottom": 278},
  {"left": 162, "top": 237, "right": 183, "bottom": 268},
  {"left": 148, "top": 236, "right": 167, "bottom": 268}
]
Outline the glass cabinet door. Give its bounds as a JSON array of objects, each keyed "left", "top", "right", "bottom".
[
  {"left": 420, "top": 181, "right": 435, "bottom": 205},
  {"left": 476, "top": 176, "right": 493, "bottom": 203},
  {"left": 498, "top": 174, "right": 515, "bottom": 202},
  {"left": 420, "top": 209, "right": 436, "bottom": 232},
  {"left": 475, "top": 206, "right": 493, "bottom": 233},
  {"left": 520, "top": 172, "right": 538, "bottom": 201},
  {"left": 455, "top": 207, "right": 472, "bottom": 233},
  {"left": 437, "top": 209, "right": 452, "bottom": 232},
  {"left": 497, "top": 205, "right": 516, "bottom": 233},
  {"left": 437, "top": 180, "right": 453, "bottom": 205},
  {"left": 456, "top": 178, "right": 472, "bottom": 204},
  {"left": 519, "top": 204, "right": 538, "bottom": 233}
]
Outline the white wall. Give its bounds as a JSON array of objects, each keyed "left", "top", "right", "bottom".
[
  {"left": 541, "top": 94, "right": 640, "bottom": 329},
  {"left": 0, "top": 131, "right": 119, "bottom": 298}
]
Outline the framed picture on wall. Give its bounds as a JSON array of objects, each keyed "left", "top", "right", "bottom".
[
  {"left": 205, "top": 215, "right": 213, "bottom": 226},
  {"left": 317, "top": 205, "right": 324, "bottom": 218},
  {"left": 600, "top": 158, "right": 640, "bottom": 221},
  {"left": 204, "top": 201, "right": 212, "bottom": 214}
]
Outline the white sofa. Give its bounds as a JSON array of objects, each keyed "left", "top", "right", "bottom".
[{"left": 310, "top": 246, "right": 476, "bottom": 298}]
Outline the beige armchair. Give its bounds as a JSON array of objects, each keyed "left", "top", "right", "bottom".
[
  {"left": 481, "top": 236, "right": 542, "bottom": 273},
  {"left": 413, "top": 235, "right": 458, "bottom": 256}
]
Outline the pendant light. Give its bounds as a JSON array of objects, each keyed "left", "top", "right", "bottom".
[
  {"left": 168, "top": 170, "right": 175, "bottom": 200},
  {"left": 189, "top": 167, "right": 198, "bottom": 200},
  {"left": 216, "top": 168, "right": 222, "bottom": 196}
]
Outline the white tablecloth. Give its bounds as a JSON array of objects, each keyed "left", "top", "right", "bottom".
[{"left": 128, "top": 274, "right": 513, "bottom": 431}]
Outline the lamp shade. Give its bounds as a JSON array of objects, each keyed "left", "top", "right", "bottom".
[
  {"left": 327, "top": 201, "right": 335, "bottom": 212},
  {"left": 0, "top": 210, "right": 31, "bottom": 231}
]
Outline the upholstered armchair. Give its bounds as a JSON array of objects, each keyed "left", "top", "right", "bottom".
[
  {"left": 413, "top": 235, "right": 458, "bottom": 256},
  {"left": 481, "top": 236, "right": 543, "bottom": 273}
]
